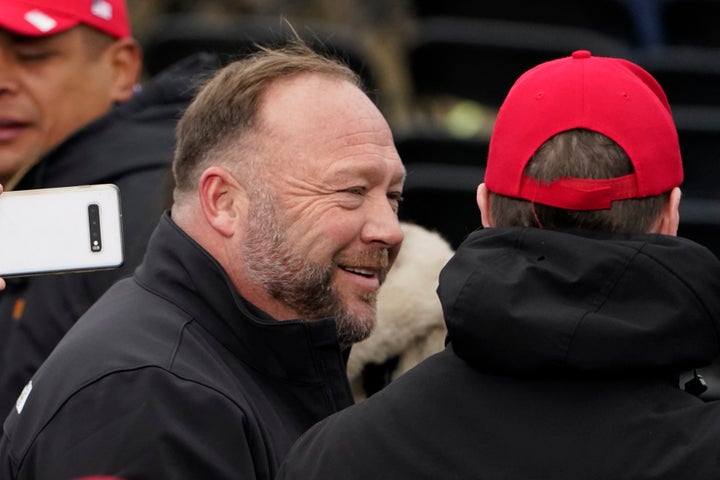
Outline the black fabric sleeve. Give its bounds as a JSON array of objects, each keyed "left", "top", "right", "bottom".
[{"left": 12, "top": 368, "right": 266, "bottom": 480}]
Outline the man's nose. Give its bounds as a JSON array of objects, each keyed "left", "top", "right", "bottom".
[{"left": 361, "top": 197, "right": 404, "bottom": 248}]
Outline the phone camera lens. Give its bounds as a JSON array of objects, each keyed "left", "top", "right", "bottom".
[{"left": 88, "top": 203, "right": 102, "bottom": 252}]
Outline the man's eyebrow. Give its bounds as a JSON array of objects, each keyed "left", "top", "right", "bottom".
[
  {"left": 10, "top": 38, "right": 38, "bottom": 47},
  {"left": 329, "top": 164, "right": 406, "bottom": 185},
  {"left": 8, "top": 33, "right": 52, "bottom": 46}
]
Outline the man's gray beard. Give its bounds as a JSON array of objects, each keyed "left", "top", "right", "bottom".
[{"left": 243, "top": 193, "right": 376, "bottom": 345}]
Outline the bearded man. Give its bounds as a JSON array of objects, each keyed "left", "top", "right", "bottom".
[{"left": 0, "top": 39, "right": 405, "bottom": 480}]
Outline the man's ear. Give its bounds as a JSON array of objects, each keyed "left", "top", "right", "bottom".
[
  {"left": 654, "top": 187, "right": 682, "bottom": 236},
  {"left": 198, "top": 166, "right": 247, "bottom": 238},
  {"left": 105, "top": 38, "right": 142, "bottom": 103},
  {"left": 477, "top": 183, "right": 494, "bottom": 228}
]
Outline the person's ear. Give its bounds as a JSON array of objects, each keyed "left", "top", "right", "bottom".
[
  {"left": 477, "top": 183, "right": 494, "bottom": 228},
  {"left": 197, "top": 166, "right": 247, "bottom": 238},
  {"left": 104, "top": 38, "right": 142, "bottom": 103},
  {"left": 654, "top": 187, "right": 682, "bottom": 236}
]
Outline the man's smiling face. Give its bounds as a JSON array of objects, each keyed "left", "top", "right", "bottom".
[{"left": 241, "top": 73, "right": 405, "bottom": 344}]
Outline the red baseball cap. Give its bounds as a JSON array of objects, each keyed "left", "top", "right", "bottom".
[
  {"left": 485, "top": 50, "right": 683, "bottom": 211},
  {"left": 0, "top": 0, "right": 130, "bottom": 38}
]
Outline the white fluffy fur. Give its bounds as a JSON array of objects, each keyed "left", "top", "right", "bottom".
[{"left": 347, "top": 222, "right": 455, "bottom": 401}]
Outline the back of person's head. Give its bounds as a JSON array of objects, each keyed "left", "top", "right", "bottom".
[
  {"left": 0, "top": 0, "right": 130, "bottom": 39},
  {"left": 483, "top": 50, "right": 682, "bottom": 234},
  {"left": 172, "top": 38, "right": 362, "bottom": 202}
]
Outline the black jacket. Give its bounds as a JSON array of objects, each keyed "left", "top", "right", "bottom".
[
  {"left": 277, "top": 227, "right": 720, "bottom": 480},
  {"left": 0, "top": 54, "right": 218, "bottom": 417},
  {"left": 0, "top": 213, "right": 353, "bottom": 479}
]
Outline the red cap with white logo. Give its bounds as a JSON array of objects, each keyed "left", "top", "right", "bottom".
[{"left": 0, "top": 0, "right": 130, "bottom": 38}]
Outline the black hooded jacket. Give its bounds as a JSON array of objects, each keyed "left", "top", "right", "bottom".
[
  {"left": 277, "top": 227, "right": 720, "bottom": 480},
  {"left": 0, "top": 54, "right": 218, "bottom": 417},
  {"left": 0, "top": 213, "right": 354, "bottom": 479}
]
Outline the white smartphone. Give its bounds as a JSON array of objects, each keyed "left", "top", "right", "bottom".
[{"left": 0, "top": 184, "right": 124, "bottom": 277}]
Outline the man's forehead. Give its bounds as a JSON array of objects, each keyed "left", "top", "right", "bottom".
[{"left": 264, "top": 73, "right": 356, "bottom": 109}]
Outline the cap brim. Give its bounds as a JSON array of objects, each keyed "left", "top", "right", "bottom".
[{"left": 0, "top": 3, "right": 79, "bottom": 37}]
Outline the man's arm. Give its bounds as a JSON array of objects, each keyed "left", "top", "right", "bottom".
[{"left": 4, "top": 368, "right": 263, "bottom": 479}]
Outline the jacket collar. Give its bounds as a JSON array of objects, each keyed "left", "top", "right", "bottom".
[{"left": 135, "top": 213, "right": 352, "bottom": 400}]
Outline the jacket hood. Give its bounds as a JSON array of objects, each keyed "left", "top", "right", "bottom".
[{"left": 438, "top": 227, "right": 720, "bottom": 375}]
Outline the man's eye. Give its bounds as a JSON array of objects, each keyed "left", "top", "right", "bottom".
[
  {"left": 343, "top": 187, "right": 366, "bottom": 196},
  {"left": 387, "top": 192, "right": 403, "bottom": 213},
  {"left": 389, "top": 193, "right": 404, "bottom": 204}
]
